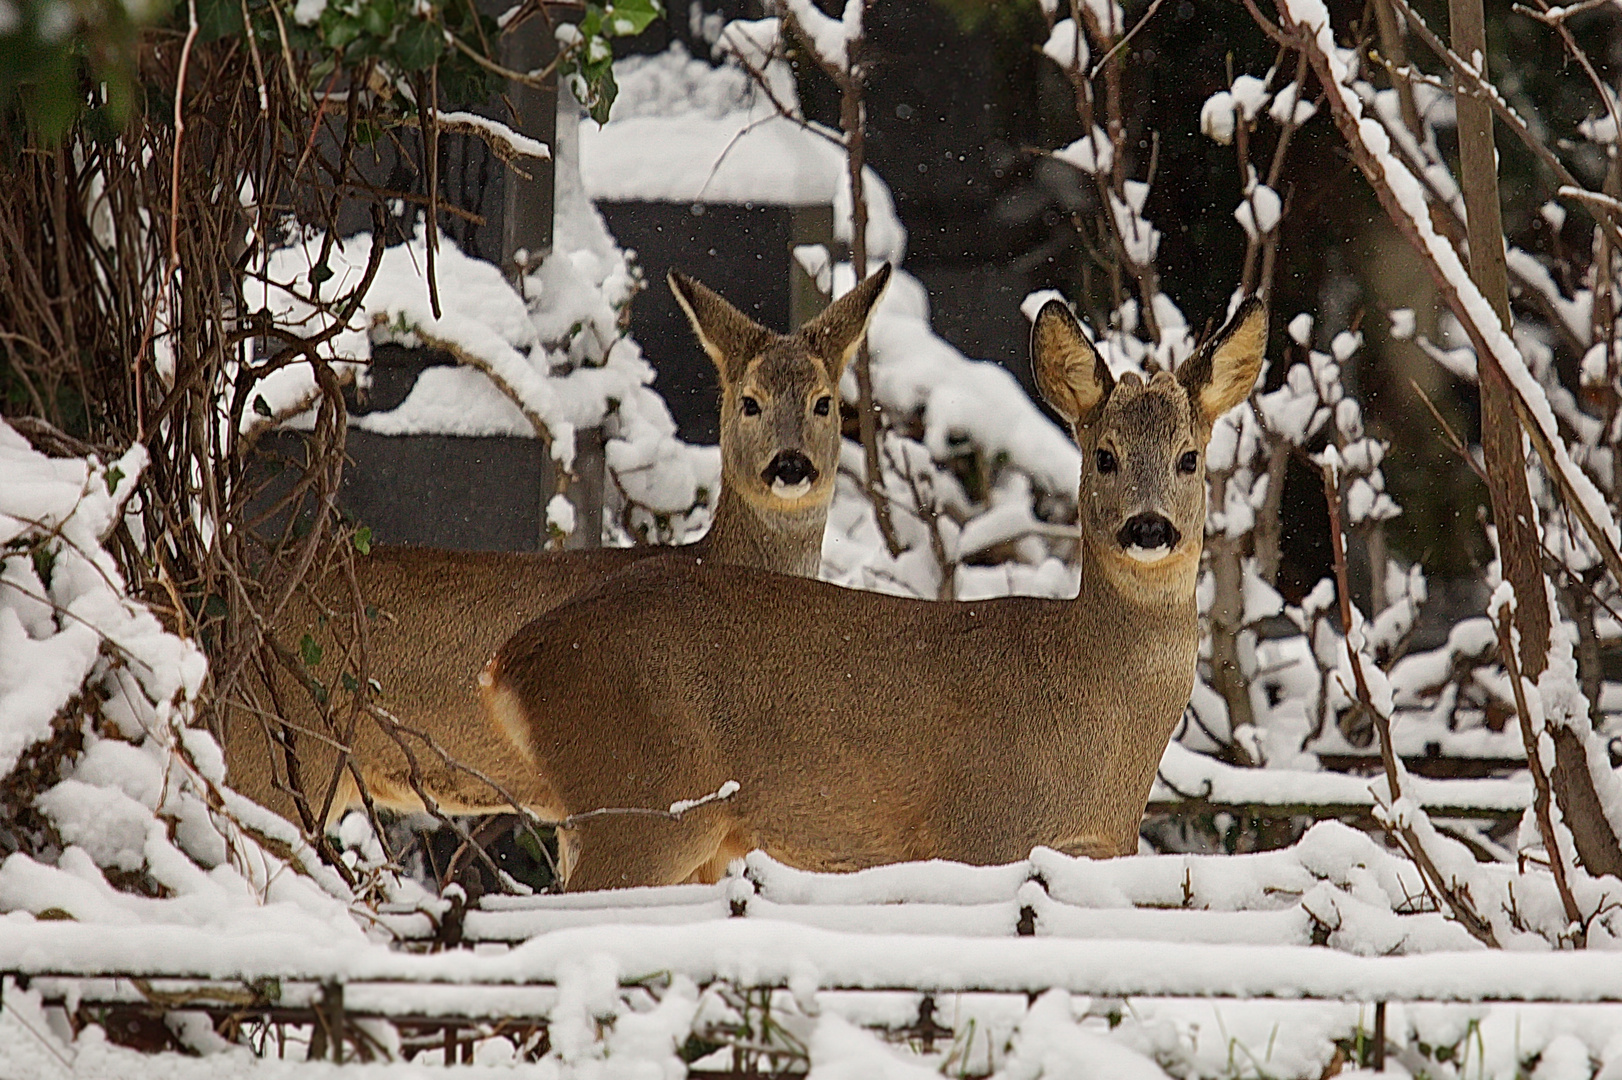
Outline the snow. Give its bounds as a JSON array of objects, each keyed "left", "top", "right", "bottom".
[
  {"left": 779, "top": 0, "right": 863, "bottom": 73},
  {"left": 667, "top": 778, "right": 740, "bottom": 816},
  {"left": 1053, "top": 126, "right": 1113, "bottom": 175},
  {"left": 579, "top": 43, "right": 906, "bottom": 264},
  {"left": 1269, "top": 80, "right": 1318, "bottom": 126},
  {"left": 1042, "top": 18, "right": 1087, "bottom": 71},
  {"left": 1234, "top": 184, "right": 1282, "bottom": 239},
  {"left": 4, "top": 901, "right": 1622, "bottom": 1002},
  {"left": 1228, "top": 74, "right": 1271, "bottom": 121},
  {"left": 1201, "top": 91, "right": 1236, "bottom": 144},
  {"left": 545, "top": 493, "right": 576, "bottom": 539}
]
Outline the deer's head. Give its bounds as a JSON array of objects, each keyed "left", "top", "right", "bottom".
[
  {"left": 1032, "top": 297, "right": 1267, "bottom": 593},
  {"left": 670, "top": 266, "right": 892, "bottom": 512}
]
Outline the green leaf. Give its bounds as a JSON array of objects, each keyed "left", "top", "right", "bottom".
[
  {"left": 598, "top": 0, "right": 660, "bottom": 37},
  {"left": 31, "top": 547, "right": 55, "bottom": 588},
  {"left": 361, "top": 0, "right": 391, "bottom": 38},
  {"left": 252, "top": 394, "right": 273, "bottom": 417},
  {"left": 341, "top": 672, "right": 360, "bottom": 693},
  {"left": 352, "top": 525, "right": 372, "bottom": 555},
  {"left": 308, "top": 261, "right": 333, "bottom": 286},
  {"left": 324, "top": 15, "right": 362, "bottom": 49},
  {"left": 204, "top": 593, "right": 229, "bottom": 618},
  {"left": 298, "top": 633, "right": 324, "bottom": 668},
  {"left": 196, "top": 0, "right": 245, "bottom": 42},
  {"left": 393, "top": 19, "right": 444, "bottom": 70},
  {"left": 583, "top": 62, "right": 618, "bottom": 125},
  {"left": 104, "top": 465, "right": 125, "bottom": 494}
]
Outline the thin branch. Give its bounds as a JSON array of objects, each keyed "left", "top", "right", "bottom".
[
  {"left": 1323, "top": 462, "right": 1501, "bottom": 947},
  {"left": 1495, "top": 606, "right": 1586, "bottom": 940}
]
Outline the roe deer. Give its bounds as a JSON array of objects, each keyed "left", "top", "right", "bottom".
[
  {"left": 481, "top": 296, "right": 1267, "bottom": 890},
  {"left": 223, "top": 266, "right": 892, "bottom": 832}
]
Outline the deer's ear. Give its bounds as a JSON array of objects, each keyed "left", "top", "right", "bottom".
[
  {"left": 669, "top": 270, "right": 774, "bottom": 385},
  {"left": 1178, "top": 298, "right": 1267, "bottom": 425},
  {"left": 1031, "top": 299, "right": 1113, "bottom": 425},
  {"left": 800, "top": 263, "right": 892, "bottom": 379}
]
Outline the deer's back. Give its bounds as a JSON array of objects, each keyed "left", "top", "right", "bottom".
[
  {"left": 224, "top": 543, "right": 657, "bottom": 824},
  {"left": 494, "top": 556, "right": 1197, "bottom": 868}
]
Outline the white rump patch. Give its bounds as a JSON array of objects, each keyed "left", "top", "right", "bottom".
[
  {"left": 1125, "top": 544, "right": 1172, "bottom": 563},
  {"left": 771, "top": 478, "right": 813, "bottom": 500}
]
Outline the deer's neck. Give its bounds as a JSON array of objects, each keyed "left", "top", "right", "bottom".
[
  {"left": 702, "top": 484, "right": 827, "bottom": 578},
  {"left": 1012, "top": 537, "right": 1201, "bottom": 855},
  {"left": 1072, "top": 534, "right": 1201, "bottom": 627}
]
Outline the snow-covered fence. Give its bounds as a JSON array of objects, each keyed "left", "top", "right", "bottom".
[
  {"left": 1147, "top": 743, "right": 1531, "bottom": 824},
  {"left": 8, "top": 831, "right": 1622, "bottom": 1070}
]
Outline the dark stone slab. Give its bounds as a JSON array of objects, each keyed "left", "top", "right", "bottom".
[
  {"left": 253, "top": 428, "right": 554, "bottom": 553},
  {"left": 599, "top": 200, "right": 830, "bottom": 444}
]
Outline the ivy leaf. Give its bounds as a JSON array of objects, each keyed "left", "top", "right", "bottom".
[
  {"left": 341, "top": 672, "right": 360, "bottom": 694},
  {"left": 393, "top": 19, "right": 444, "bottom": 70},
  {"left": 360, "top": 0, "right": 391, "bottom": 39},
  {"left": 204, "top": 593, "right": 229, "bottom": 618},
  {"left": 196, "top": 0, "right": 245, "bottom": 42},
  {"left": 31, "top": 548, "right": 55, "bottom": 589},
  {"left": 598, "top": 0, "right": 660, "bottom": 38},
  {"left": 104, "top": 465, "right": 125, "bottom": 494},
  {"left": 253, "top": 394, "right": 273, "bottom": 417},
  {"left": 298, "top": 633, "right": 324, "bottom": 668},
  {"left": 353, "top": 525, "right": 373, "bottom": 555},
  {"left": 324, "top": 15, "right": 362, "bottom": 50}
]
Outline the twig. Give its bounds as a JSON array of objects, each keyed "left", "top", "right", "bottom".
[
  {"left": 133, "top": 0, "right": 202, "bottom": 440},
  {"left": 1383, "top": 0, "right": 1622, "bottom": 252},
  {"left": 559, "top": 780, "right": 741, "bottom": 829},
  {"left": 1281, "top": 0, "right": 1622, "bottom": 597},
  {"left": 1087, "top": 0, "right": 1165, "bottom": 79}
]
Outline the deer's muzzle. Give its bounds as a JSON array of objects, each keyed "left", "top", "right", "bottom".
[
  {"left": 1117, "top": 513, "right": 1181, "bottom": 562},
  {"left": 762, "top": 451, "right": 818, "bottom": 499}
]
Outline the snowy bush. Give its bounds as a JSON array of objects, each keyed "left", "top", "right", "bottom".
[{"left": 0, "top": 420, "right": 383, "bottom": 937}]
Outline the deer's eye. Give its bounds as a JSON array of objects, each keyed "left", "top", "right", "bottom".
[
  {"left": 1096, "top": 448, "right": 1118, "bottom": 474},
  {"left": 813, "top": 395, "right": 833, "bottom": 416},
  {"left": 1178, "top": 450, "right": 1199, "bottom": 474},
  {"left": 741, "top": 396, "right": 762, "bottom": 416}
]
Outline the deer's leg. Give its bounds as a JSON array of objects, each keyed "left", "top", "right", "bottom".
[
  {"left": 682, "top": 823, "right": 753, "bottom": 885},
  {"left": 561, "top": 814, "right": 732, "bottom": 891}
]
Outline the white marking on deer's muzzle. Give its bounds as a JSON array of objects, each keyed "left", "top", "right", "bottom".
[
  {"left": 771, "top": 478, "right": 813, "bottom": 500},
  {"left": 1125, "top": 544, "right": 1173, "bottom": 563}
]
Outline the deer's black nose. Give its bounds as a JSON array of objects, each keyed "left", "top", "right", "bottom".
[
  {"left": 1118, "top": 513, "right": 1180, "bottom": 551},
  {"left": 763, "top": 450, "right": 818, "bottom": 488}
]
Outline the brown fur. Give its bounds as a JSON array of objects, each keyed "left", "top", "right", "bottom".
[
  {"left": 223, "top": 267, "right": 892, "bottom": 828},
  {"left": 485, "top": 297, "right": 1268, "bottom": 890}
]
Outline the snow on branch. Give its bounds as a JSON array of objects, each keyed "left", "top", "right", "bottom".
[
  {"left": 558, "top": 780, "right": 741, "bottom": 828},
  {"left": 777, "top": 0, "right": 863, "bottom": 74},
  {"left": 406, "top": 110, "right": 551, "bottom": 176}
]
